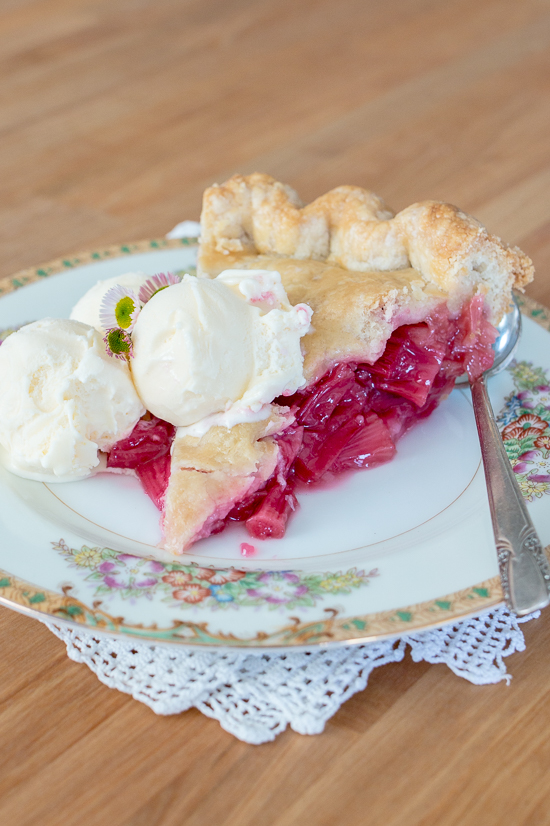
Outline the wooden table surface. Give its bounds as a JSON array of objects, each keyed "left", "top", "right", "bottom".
[{"left": 2, "top": 1, "right": 550, "bottom": 823}]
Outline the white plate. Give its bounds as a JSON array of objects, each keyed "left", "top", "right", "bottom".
[{"left": 0, "top": 238, "right": 549, "bottom": 648}]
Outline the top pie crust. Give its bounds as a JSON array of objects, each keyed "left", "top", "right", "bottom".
[{"left": 199, "top": 173, "right": 533, "bottom": 383}]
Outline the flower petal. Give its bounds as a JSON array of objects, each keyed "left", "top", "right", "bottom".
[
  {"left": 100, "top": 285, "right": 140, "bottom": 331},
  {"left": 513, "top": 462, "right": 529, "bottom": 473},
  {"left": 162, "top": 571, "right": 192, "bottom": 585},
  {"left": 516, "top": 413, "right": 548, "bottom": 432},
  {"left": 139, "top": 272, "right": 182, "bottom": 305},
  {"left": 193, "top": 567, "right": 215, "bottom": 581}
]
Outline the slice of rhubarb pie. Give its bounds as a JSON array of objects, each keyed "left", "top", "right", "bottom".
[{"left": 110, "top": 174, "right": 533, "bottom": 554}]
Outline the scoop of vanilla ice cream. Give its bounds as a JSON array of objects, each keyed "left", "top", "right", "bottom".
[
  {"left": 131, "top": 271, "right": 312, "bottom": 428},
  {"left": 70, "top": 271, "right": 149, "bottom": 331},
  {"left": 0, "top": 319, "right": 145, "bottom": 481}
]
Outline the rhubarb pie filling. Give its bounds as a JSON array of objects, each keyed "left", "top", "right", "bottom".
[{"left": 106, "top": 291, "right": 498, "bottom": 547}]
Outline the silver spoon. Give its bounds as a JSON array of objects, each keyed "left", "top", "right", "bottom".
[{"left": 456, "top": 297, "right": 550, "bottom": 615}]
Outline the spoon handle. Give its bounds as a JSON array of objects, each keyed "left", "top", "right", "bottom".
[{"left": 470, "top": 375, "right": 550, "bottom": 616}]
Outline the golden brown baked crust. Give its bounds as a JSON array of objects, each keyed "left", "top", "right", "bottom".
[
  {"left": 199, "top": 173, "right": 397, "bottom": 271},
  {"left": 200, "top": 174, "right": 532, "bottom": 308}
]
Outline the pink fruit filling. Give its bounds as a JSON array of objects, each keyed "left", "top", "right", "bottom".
[
  {"left": 107, "top": 416, "right": 175, "bottom": 510},
  {"left": 107, "top": 296, "right": 498, "bottom": 545}
]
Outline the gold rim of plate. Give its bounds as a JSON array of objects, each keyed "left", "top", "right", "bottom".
[{"left": 0, "top": 240, "right": 548, "bottom": 648}]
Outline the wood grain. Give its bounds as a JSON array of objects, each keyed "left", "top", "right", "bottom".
[{"left": 1, "top": 0, "right": 550, "bottom": 823}]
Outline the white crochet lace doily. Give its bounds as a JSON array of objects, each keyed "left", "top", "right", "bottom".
[{"left": 44, "top": 607, "right": 536, "bottom": 744}]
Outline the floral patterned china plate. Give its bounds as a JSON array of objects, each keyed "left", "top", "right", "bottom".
[{"left": 0, "top": 238, "right": 549, "bottom": 648}]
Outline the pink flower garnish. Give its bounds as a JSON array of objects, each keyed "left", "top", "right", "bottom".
[{"left": 139, "top": 272, "right": 182, "bottom": 304}]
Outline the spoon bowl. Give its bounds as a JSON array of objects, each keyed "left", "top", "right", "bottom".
[{"left": 455, "top": 296, "right": 522, "bottom": 386}]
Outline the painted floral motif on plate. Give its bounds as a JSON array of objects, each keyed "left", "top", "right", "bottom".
[
  {"left": 52, "top": 540, "right": 378, "bottom": 612},
  {"left": 498, "top": 360, "right": 550, "bottom": 501}
]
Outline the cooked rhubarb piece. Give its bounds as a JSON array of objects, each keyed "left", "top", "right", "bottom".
[
  {"left": 334, "top": 412, "right": 396, "bottom": 472},
  {"left": 107, "top": 416, "right": 175, "bottom": 509},
  {"left": 246, "top": 483, "right": 298, "bottom": 539},
  {"left": 136, "top": 453, "right": 172, "bottom": 510},
  {"left": 367, "top": 323, "right": 446, "bottom": 406},
  {"left": 107, "top": 416, "right": 175, "bottom": 469}
]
